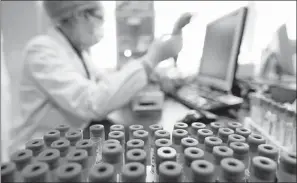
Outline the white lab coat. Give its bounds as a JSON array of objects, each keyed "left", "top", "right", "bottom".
[{"left": 9, "top": 27, "right": 149, "bottom": 153}]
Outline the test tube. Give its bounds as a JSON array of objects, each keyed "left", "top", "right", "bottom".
[
  {"left": 235, "top": 127, "right": 252, "bottom": 139},
  {"left": 21, "top": 162, "right": 50, "bottom": 182},
  {"left": 229, "top": 142, "right": 249, "bottom": 179},
  {"left": 154, "top": 130, "right": 170, "bottom": 140},
  {"left": 90, "top": 124, "right": 105, "bottom": 164},
  {"left": 55, "top": 124, "right": 70, "bottom": 137},
  {"left": 283, "top": 109, "right": 296, "bottom": 148},
  {"left": 152, "top": 138, "right": 172, "bottom": 175},
  {"left": 247, "top": 133, "right": 266, "bottom": 168},
  {"left": 76, "top": 139, "right": 95, "bottom": 170},
  {"left": 183, "top": 147, "right": 204, "bottom": 182},
  {"left": 56, "top": 162, "right": 83, "bottom": 182},
  {"left": 257, "top": 144, "right": 279, "bottom": 162},
  {"left": 129, "top": 125, "right": 144, "bottom": 140},
  {"left": 36, "top": 148, "right": 60, "bottom": 182},
  {"left": 102, "top": 142, "right": 123, "bottom": 182},
  {"left": 210, "top": 122, "right": 224, "bottom": 136},
  {"left": 88, "top": 162, "right": 116, "bottom": 182},
  {"left": 149, "top": 124, "right": 163, "bottom": 169},
  {"left": 51, "top": 139, "right": 70, "bottom": 165},
  {"left": 126, "top": 139, "right": 144, "bottom": 151},
  {"left": 104, "top": 139, "right": 120, "bottom": 145},
  {"left": 218, "top": 128, "right": 234, "bottom": 145},
  {"left": 155, "top": 147, "right": 177, "bottom": 182},
  {"left": 197, "top": 129, "right": 213, "bottom": 151},
  {"left": 212, "top": 146, "right": 234, "bottom": 181},
  {"left": 204, "top": 136, "right": 223, "bottom": 164},
  {"left": 159, "top": 161, "right": 182, "bottom": 182},
  {"left": 122, "top": 162, "right": 146, "bottom": 182},
  {"left": 66, "top": 149, "right": 88, "bottom": 181},
  {"left": 10, "top": 149, "right": 33, "bottom": 173},
  {"left": 219, "top": 157, "right": 245, "bottom": 182},
  {"left": 249, "top": 156, "right": 277, "bottom": 182},
  {"left": 190, "top": 160, "right": 215, "bottom": 182},
  {"left": 172, "top": 129, "right": 188, "bottom": 165},
  {"left": 174, "top": 122, "right": 188, "bottom": 130},
  {"left": 43, "top": 130, "right": 61, "bottom": 148},
  {"left": 180, "top": 137, "right": 198, "bottom": 166},
  {"left": 110, "top": 124, "right": 125, "bottom": 133},
  {"left": 109, "top": 131, "right": 126, "bottom": 164},
  {"left": 25, "top": 139, "right": 45, "bottom": 157},
  {"left": 132, "top": 130, "right": 149, "bottom": 165},
  {"left": 227, "top": 134, "right": 246, "bottom": 146},
  {"left": 1, "top": 162, "right": 18, "bottom": 182},
  {"left": 227, "top": 122, "right": 243, "bottom": 131},
  {"left": 190, "top": 122, "right": 206, "bottom": 139},
  {"left": 65, "top": 130, "right": 83, "bottom": 152},
  {"left": 278, "top": 151, "right": 296, "bottom": 182},
  {"left": 126, "top": 148, "right": 147, "bottom": 176}
]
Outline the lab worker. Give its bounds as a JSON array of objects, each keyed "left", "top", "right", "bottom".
[{"left": 9, "top": 1, "right": 189, "bottom": 152}]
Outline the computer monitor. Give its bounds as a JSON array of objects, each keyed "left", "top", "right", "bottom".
[{"left": 197, "top": 7, "right": 248, "bottom": 92}]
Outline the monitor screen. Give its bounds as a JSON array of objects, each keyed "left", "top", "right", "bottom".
[{"left": 198, "top": 7, "right": 247, "bottom": 92}]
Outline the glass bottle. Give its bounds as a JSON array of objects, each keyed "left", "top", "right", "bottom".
[
  {"left": 183, "top": 147, "right": 204, "bottom": 182},
  {"left": 21, "top": 162, "right": 50, "bottom": 182},
  {"left": 249, "top": 156, "right": 277, "bottom": 182},
  {"left": 88, "top": 162, "right": 116, "bottom": 182},
  {"left": 218, "top": 128, "right": 234, "bottom": 145},
  {"left": 121, "top": 162, "right": 146, "bottom": 182},
  {"left": 89, "top": 125, "right": 104, "bottom": 165},
  {"left": 197, "top": 129, "right": 213, "bottom": 151},
  {"left": 56, "top": 162, "right": 83, "bottom": 182},
  {"left": 159, "top": 161, "right": 182, "bottom": 182},
  {"left": 66, "top": 149, "right": 88, "bottom": 181},
  {"left": 190, "top": 160, "right": 216, "bottom": 182},
  {"left": 219, "top": 158, "right": 245, "bottom": 182},
  {"left": 172, "top": 129, "right": 188, "bottom": 165},
  {"left": 43, "top": 130, "right": 61, "bottom": 148},
  {"left": 190, "top": 122, "right": 206, "bottom": 139},
  {"left": 54, "top": 124, "right": 70, "bottom": 138}
]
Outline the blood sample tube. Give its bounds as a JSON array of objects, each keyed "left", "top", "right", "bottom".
[
  {"left": 88, "top": 162, "right": 115, "bottom": 182},
  {"left": 227, "top": 122, "right": 243, "bottom": 131},
  {"left": 197, "top": 129, "right": 213, "bottom": 151},
  {"left": 204, "top": 136, "right": 223, "bottom": 163},
  {"left": 21, "top": 162, "right": 50, "bottom": 182},
  {"left": 56, "top": 162, "right": 83, "bottom": 182},
  {"left": 65, "top": 130, "right": 83, "bottom": 152},
  {"left": 90, "top": 124, "right": 105, "bottom": 164},
  {"left": 190, "top": 122, "right": 206, "bottom": 139},
  {"left": 43, "top": 130, "right": 61, "bottom": 148},
  {"left": 1, "top": 162, "right": 18, "bottom": 182},
  {"left": 129, "top": 125, "right": 144, "bottom": 140},
  {"left": 122, "top": 162, "right": 146, "bottom": 182},
  {"left": 152, "top": 138, "right": 172, "bottom": 175},
  {"left": 55, "top": 124, "right": 70, "bottom": 137},
  {"left": 183, "top": 147, "right": 204, "bottom": 182},
  {"left": 76, "top": 139, "right": 95, "bottom": 170},
  {"left": 174, "top": 122, "right": 188, "bottom": 130},
  {"left": 159, "top": 161, "right": 182, "bottom": 182},
  {"left": 229, "top": 142, "right": 249, "bottom": 179},
  {"left": 155, "top": 147, "right": 177, "bottom": 182},
  {"left": 257, "top": 144, "right": 279, "bottom": 162},
  {"left": 154, "top": 130, "right": 170, "bottom": 141},
  {"left": 219, "top": 157, "right": 245, "bottom": 182},
  {"left": 10, "top": 149, "right": 33, "bottom": 173},
  {"left": 249, "top": 156, "right": 277, "bottom": 182},
  {"left": 126, "top": 139, "right": 144, "bottom": 151},
  {"left": 149, "top": 124, "right": 163, "bottom": 169},
  {"left": 278, "top": 151, "right": 296, "bottom": 182},
  {"left": 110, "top": 124, "right": 125, "bottom": 133},
  {"left": 247, "top": 133, "right": 266, "bottom": 168},
  {"left": 66, "top": 149, "right": 88, "bottom": 181},
  {"left": 108, "top": 131, "right": 125, "bottom": 164},
  {"left": 126, "top": 148, "right": 147, "bottom": 178},
  {"left": 218, "top": 128, "right": 234, "bottom": 145},
  {"left": 25, "top": 139, "right": 45, "bottom": 158},
  {"left": 132, "top": 130, "right": 149, "bottom": 165},
  {"left": 190, "top": 160, "right": 215, "bottom": 182},
  {"left": 210, "top": 122, "right": 224, "bottom": 136},
  {"left": 180, "top": 137, "right": 198, "bottom": 166},
  {"left": 227, "top": 134, "right": 246, "bottom": 146},
  {"left": 104, "top": 139, "right": 120, "bottom": 145},
  {"left": 172, "top": 129, "right": 188, "bottom": 165},
  {"left": 235, "top": 127, "right": 252, "bottom": 139},
  {"left": 51, "top": 139, "right": 70, "bottom": 165},
  {"left": 212, "top": 146, "right": 234, "bottom": 181}
]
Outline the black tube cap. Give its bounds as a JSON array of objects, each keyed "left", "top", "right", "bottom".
[
  {"left": 197, "top": 129, "right": 213, "bottom": 144},
  {"left": 174, "top": 122, "right": 188, "bottom": 130},
  {"left": 279, "top": 151, "right": 296, "bottom": 174},
  {"left": 10, "top": 149, "right": 33, "bottom": 171},
  {"left": 43, "top": 130, "right": 60, "bottom": 147},
  {"left": 229, "top": 142, "right": 249, "bottom": 160},
  {"left": 191, "top": 160, "right": 215, "bottom": 182},
  {"left": 184, "top": 147, "right": 204, "bottom": 167},
  {"left": 210, "top": 122, "right": 223, "bottom": 135},
  {"left": 65, "top": 130, "right": 83, "bottom": 146},
  {"left": 181, "top": 137, "right": 198, "bottom": 152},
  {"left": 110, "top": 124, "right": 125, "bottom": 132},
  {"left": 76, "top": 139, "right": 95, "bottom": 156},
  {"left": 227, "top": 134, "right": 246, "bottom": 145},
  {"left": 218, "top": 128, "right": 234, "bottom": 143},
  {"left": 149, "top": 124, "right": 163, "bottom": 137},
  {"left": 221, "top": 158, "right": 245, "bottom": 182},
  {"left": 172, "top": 129, "right": 188, "bottom": 145},
  {"left": 36, "top": 149, "right": 60, "bottom": 170},
  {"left": 122, "top": 162, "right": 146, "bottom": 182},
  {"left": 156, "top": 147, "right": 177, "bottom": 173},
  {"left": 126, "top": 149, "right": 147, "bottom": 165},
  {"left": 191, "top": 122, "right": 206, "bottom": 136},
  {"left": 88, "top": 162, "right": 115, "bottom": 182},
  {"left": 204, "top": 137, "right": 223, "bottom": 153},
  {"left": 56, "top": 162, "right": 82, "bottom": 182},
  {"left": 227, "top": 122, "right": 243, "bottom": 131},
  {"left": 108, "top": 131, "right": 125, "bottom": 146},
  {"left": 102, "top": 143, "right": 123, "bottom": 164},
  {"left": 51, "top": 139, "right": 70, "bottom": 157},
  {"left": 25, "top": 139, "right": 45, "bottom": 157},
  {"left": 154, "top": 130, "right": 170, "bottom": 141},
  {"left": 1, "top": 162, "right": 17, "bottom": 182},
  {"left": 90, "top": 124, "right": 105, "bottom": 138},
  {"left": 257, "top": 144, "right": 279, "bottom": 161},
  {"left": 129, "top": 125, "right": 144, "bottom": 139},
  {"left": 21, "top": 162, "right": 49, "bottom": 182},
  {"left": 159, "top": 161, "right": 182, "bottom": 182},
  {"left": 66, "top": 149, "right": 88, "bottom": 169},
  {"left": 247, "top": 134, "right": 266, "bottom": 152},
  {"left": 104, "top": 139, "right": 120, "bottom": 145},
  {"left": 213, "top": 146, "right": 234, "bottom": 165},
  {"left": 235, "top": 127, "right": 251, "bottom": 138},
  {"left": 132, "top": 130, "right": 149, "bottom": 145},
  {"left": 55, "top": 124, "right": 70, "bottom": 136},
  {"left": 126, "top": 139, "right": 145, "bottom": 151},
  {"left": 251, "top": 156, "right": 277, "bottom": 180}
]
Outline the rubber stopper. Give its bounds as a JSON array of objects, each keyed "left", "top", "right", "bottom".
[
  {"left": 181, "top": 137, "right": 198, "bottom": 152},
  {"left": 218, "top": 128, "right": 235, "bottom": 143},
  {"left": 43, "top": 130, "right": 61, "bottom": 147},
  {"left": 251, "top": 156, "right": 277, "bottom": 180},
  {"left": 51, "top": 139, "right": 70, "bottom": 157},
  {"left": 76, "top": 139, "right": 95, "bottom": 156},
  {"left": 154, "top": 130, "right": 170, "bottom": 141},
  {"left": 55, "top": 124, "right": 70, "bottom": 136},
  {"left": 126, "top": 149, "right": 147, "bottom": 165},
  {"left": 10, "top": 149, "right": 33, "bottom": 171},
  {"left": 102, "top": 143, "right": 123, "bottom": 164},
  {"left": 110, "top": 124, "right": 125, "bottom": 132},
  {"left": 191, "top": 122, "right": 206, "bottom": 136},
  {"left": 149, "top": 124, "right": 163, "bottom": 137},
  {"left": 191, "top": 160, "right": 215, "bottom": 182},
  {"left": 279, "top": 151, "right": 296, "bottom": 174},
  {"left": 227, "top": 134, "right": 246, "bottom": 145},
  {"left": 247, "top": 134, "right": 266, "bottom": 152},
  {"left": 89, "top": 162, "right": 115, "bottom": 182},
  {"left": 36, "top": 149, "right": 60, "bottom": 170},
  {"left": 159, "top": 161, "right": 182, "bottom": 182},
  {"left": 90, "top": 124, "right": 105, "bottom": 138},
  {"left": 21, "top": 162, "right": 49, "bottom": 182},
  {"left": 25, "top": 139, "right": 45, "bottom": 157},
  {"left": 56, "top": 162, "right": 82, "bottom": 182},
  {"left": 213, "top": 146, "right": 234, "bottom": 165},
  {"left": 66, "top": 149, "right": 88, "bottom": 169},
  {"left": 229, "top": 142, "right": 249, "bottom": 160},
  {"left": 227, "top": 122, "right": 243, "bottom": 131},
  {"left": 172, "top": 129, "right": 188, "bottom": 145},
  {"left": 210, "top": 122, "right": 224, "bottom": 135},
  {"left": 156, "top": 147, "right": 177, "bottom": 173},
  {"left": 257, "top": 144, "right": 279, "bottom": 161},
  {"left": 65, "top": 130, "right": 83, "bottom": 146},
  {"left": 197, "top": 129, "right": 213, "bottom": 144},
  {"left": 184, "top": 147, "right": 204, "bottom": 167},
  {"left": 132, "top": 130, "right": 149, "bottom": 145},
  {"left": 126, "top": 139, "right": 145, "bottom": 151},
  {"left": 122, "top": 162, "right": 146, "bottom": 182},
  {"left": 235, "top": 127, "right": 251, "bottom": 138},
  {"left": 108, "top": 131, "right": 125, "bottom": 145},
  {"left": 174, "top": 122, "right": 188, "bottom": 130},
  {"left": 204, "top": 137, "right": 223, "bottom": 153},
  {"left": 104, "top": 139, "right": 120, "bottom": 145},
  {"left": 221, "top": 158, "right": 245, "bottom": 181},
  {"left": 1, "top": 162, "right": 17, "bottom": 182}
]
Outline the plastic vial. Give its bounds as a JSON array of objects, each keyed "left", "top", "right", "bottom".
[
  {"left": 197, "top": 129, "right": 213, "bottom": 151},
  {"left": 229, "top": 142, "right": 249, "bottom": 179},
  {"left": 247, "top": 133, "right": 266, "bottom": 167},
  {"left": 218, "top": 128, "right": 234, "bottom": 145},
  {"left": 76, "top": 139, "right": 95, "bottom": 170},
  {"left": 159, "top": 161, "right": 182, "bottom": 182},
  {"left": 180, "top": 137, "right": 198, "bottom": 166},
  {"left": 51, "top": 139, "right": 70, "bottom": 165},
  {"left": 190, "top": 160, "right": 215, "bottom": 182},
  {"left": 126, "top": 148, "right": 147, "bottom": 179},
  {"left": 89, "top": 125, "right": 104, "bottom": 165},
  {"left": 235, "top": 127, "right": 252, "bottom": 139},
  {"left": 190, "top": 122, "right": 206, "bottom": 139},
  {"left": 10, "top": 149, "right": 33, "bottom": 173},
  {"left": 155, "top": 147, "right": 177, "bottom": 182},
  {"left": 56, "top": 162, "right": 83, "bottom": 182},
  {"left": 36, "top": 148, "right": 60, "bottom": 182},
  {"left": 104, "top": 139, "right": 120, "bottom": 144},
  {"left": 43, "top": 129, "right": 61, "bottom": 148},
  {"left": 66, "top": 149, "right": 88, "bottom": 181},
  {"left": 126, "top": 139, "right": 145, "bottom": 151},
  {"left": 204, "top": 136, "right": 223, "bottom": 164},
  {"left": 249, "top": 156, "right": 277, "bottom": 182},
  {"left": 227, "top": 134, "right": 246, "bottom": 146},
  {"left": 55, "top": 124, "right": 70, "bottom": 137},
  {"left": 88, "top": 162, "right": 116, "bottom": 182},
  {"left": 212, "top": 146, "right": 234, "bottom": 181},
  {"left": 183, "top": 147, "right": 204, "bottom": 182},
  {"left": 110, "top": 124, "right": 125, "bottom": 133},
  {"left": 25, "top": 139, "right": 45, "bottom": 158},
  {"left": 174, "top": 122, "right": 188, "bottom": 130},
  {"left": 122, "top": 162, "right": 146, "bottom": 182},
  {"left": 21, "top": 162, "right": 50, "bottom": 182},
  {"left": 129, "top": 125, "right": 144, "bottom": 140},
  {"left": 257, "top": 144, "right": 279, "bottom": 162},
  {"left": 1, "top": 162, "right": 18, "bottom": 182},
  {"left": 227, "top": 122, "right": 243, "bottom": 131},
  {"left": 65, "top": 130, "right": 83, "bottom": 151},
  {"left": 152, "top": 138, "right": 172, "bottom": 176},
  {"left": 149, "top": 124, "right": 163, "bottom": 169},
  {"left": 219, "top": 157, "right": 245, "bottom": 182},
  {"left": 132, "top": 130, "right": 149, "bottom": 165},
  {"left": 278, "top": 151, "right": 296, "bottom": 182},
  {"left": 172, "top": 129, "right": 188, "bottom": 165},
  {"left": 210, "top": 122, "right": 224, "bottom": 136},
  {"left": 102, "top": 142, "right": 123, "bottom": 182}
]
